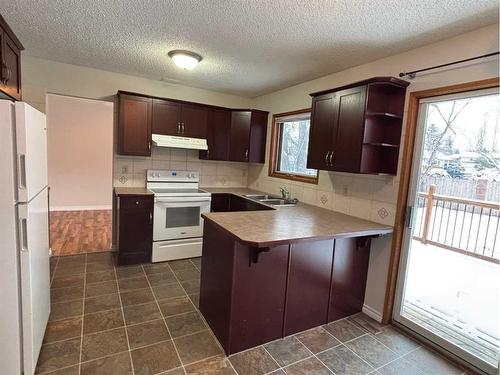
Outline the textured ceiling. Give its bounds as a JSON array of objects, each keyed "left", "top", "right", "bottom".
[{"left": 2, "top": 1, "right": 498, "bottom": 97}]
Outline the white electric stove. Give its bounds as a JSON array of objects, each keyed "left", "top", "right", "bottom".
[{"left": 146, "top": 169, "right": 211, "bottom": 262}]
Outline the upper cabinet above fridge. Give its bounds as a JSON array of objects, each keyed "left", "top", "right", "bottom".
[
  {"left": 0, "top": 14, "right": 24, "bottom": 101},
  {"left": 307, "top": 77, "right": 409, "bottom": 175}
]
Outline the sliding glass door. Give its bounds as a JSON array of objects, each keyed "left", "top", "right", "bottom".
[{"left": 394, "top": 87, "right": 499, "bottom": 374}]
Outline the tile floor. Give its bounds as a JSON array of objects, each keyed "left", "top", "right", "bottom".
[{"left": 40, "top": 252, "right": 473, "bottom": 375}]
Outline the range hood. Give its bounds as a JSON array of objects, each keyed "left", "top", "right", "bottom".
[{"left": 152, "top": 134, "right": 208, "bottom": 150}]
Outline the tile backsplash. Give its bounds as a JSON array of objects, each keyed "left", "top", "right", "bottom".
[
  {"left": 114, "top": 147, "right": 248, "bottom": 188},
  {"left": 247, "top": 165, "right": 398, "bottom": 226}
]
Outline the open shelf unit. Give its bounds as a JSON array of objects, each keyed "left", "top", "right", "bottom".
[{"left": 360, "top": 82, "right": 407, "bottom": 175}]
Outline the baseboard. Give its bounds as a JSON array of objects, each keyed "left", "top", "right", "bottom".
[
  {"left": 362, "top": 304, "right": 383, "bottom": 323},
  {"left": 50, "top": 205, "right": 112, "bottom": 211}
]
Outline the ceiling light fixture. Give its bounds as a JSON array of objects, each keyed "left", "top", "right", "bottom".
[{"left": 168, "top": 50, "right": 202, "bottom": 70}]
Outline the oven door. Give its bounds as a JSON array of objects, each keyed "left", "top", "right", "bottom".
[{"left": 153, "top": 197, "right": 211, "bottom": 241}]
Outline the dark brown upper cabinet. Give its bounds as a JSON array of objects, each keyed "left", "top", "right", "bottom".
[
  {"left": 228, "top": 110, "right": 268, "bottom": 163},
  {"left": 0, "top": 14, "right": 24, "bottom": 101},
  {"left": 118, "top": 93, "right": 152, "bottom": 157},
  {"left": 307, "top": 77, "right": 409, "bottom": 175},
  {"left": 117, "top": 91, "right": 267, "bottom": 162},
  {"left": 152, "top": 99, "right": 207, "bottom": 139},
  {"left": 152, "top": 99, "right": 180, "bottom": 136},
  {"left": 200, "top": 108, "right": 231, "bottom": 161}
]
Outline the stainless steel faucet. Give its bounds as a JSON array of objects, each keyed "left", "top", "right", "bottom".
[{"left": 280, "top": 186, "right": 290, "bottom": 200}]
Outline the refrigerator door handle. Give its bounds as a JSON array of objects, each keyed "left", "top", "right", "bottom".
[
  {"left": 19, "top": 218, "right": 28, "bottom": 252},
  {"left": 18, "top": 154, "right": 26, "bottom": 190}
]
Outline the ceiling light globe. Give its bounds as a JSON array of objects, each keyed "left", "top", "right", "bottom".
[{"left": 168, "top": 50, "right": 202, "bottom": 70}]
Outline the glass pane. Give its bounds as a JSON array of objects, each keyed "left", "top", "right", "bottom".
[
  {"left": 278, "top": 119, "right": 317, "bottom": 177},
  {"left": 400, "top": 92, "right": 500, "bottom": 369},
  {"left": 165, "top": 206, "right": 200, "bottom": 228}
]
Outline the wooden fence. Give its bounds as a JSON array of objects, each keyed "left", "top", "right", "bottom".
[{"left": 419, "top": 176, "right": 500, "bottom": 202}]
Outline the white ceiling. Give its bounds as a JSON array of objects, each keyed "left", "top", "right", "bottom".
[{"left": 2, "top": 1, "right": 498, "bottom": 97}]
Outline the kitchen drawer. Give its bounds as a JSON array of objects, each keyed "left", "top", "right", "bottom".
[{"left": 119, "top": 196, "right": 154, "bottom": 210}]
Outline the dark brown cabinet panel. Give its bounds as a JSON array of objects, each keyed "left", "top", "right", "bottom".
[
  {"left": 228, "top": 111, "right": 251, "bottom": 162},
  {"left": 248, "top": 111, "right": 268, "bottom": 163},
  {"left": 229, "top": 242, "right": 289, "bottom": 353},
  {"left": 328, "top": 238, "right": 371, "bottom": 322},
  {"left": 332, "top": 86, "right": 367, "bottom": 172},
  {"left": 229, "top": 110, "right": 268, "bottom": 163},
  {"left": 0, "top": 14, "right": 23, "bottom": 101},
  {"left": 210, "top": 193, "right": 273, "bottom": 212},
  {"left": 118, "top": 94, "right": 152, "bottom": 156},
  {"left": 308, "top": 77, "right": 409, "bottom": 175},
  {"left": 115, "top": 193, "right": 153, "bottom": 265},
  {"left": 181, "top": 104, "right": 207, "bottom": 138},
  {"left": 284, "top": 240, "right": 334, "bottom": 336},
  {"left": 200, "top": 219, "right": 289, "bottom": 354},
  {"left": 210, "top": 193, "right": 231, "bottom": 212},
  {"left": 200, "top": 108, "right": 231, "bottom": 160},
  {"left": 307, "top": 93, "right": 337, "bottom": 170},
  {"left": 152, "top": 99, "right": 181, "bottom": 136}
]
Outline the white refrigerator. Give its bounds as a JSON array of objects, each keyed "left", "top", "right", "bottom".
[{"left": 0, "top": 101, "right": 50, "bottom": 375}]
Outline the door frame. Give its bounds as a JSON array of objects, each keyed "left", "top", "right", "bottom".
[{"left": 383, "top": 77, "right": 500, "bottom": 324}]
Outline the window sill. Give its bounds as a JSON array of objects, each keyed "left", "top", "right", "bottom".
[{"left": 268, "top": 171, "right": 318, "bottom": 185}]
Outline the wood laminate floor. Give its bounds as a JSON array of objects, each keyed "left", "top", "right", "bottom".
[{"left": 50, "top": 210, "right": 112, "bottom": 256}]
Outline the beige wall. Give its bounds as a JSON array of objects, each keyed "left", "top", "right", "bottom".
[
  {"left": 22, "top": 56, "right": 252, "bottom": 113},
  {"left": 22, "top": 55, "right": 253, "bottom": 189},
  {"left": 46, "top": 94, "right": 114, "bottom": 210},
  {"left": 247, "top": 24, "right": 499, "bottom": 320},
  {"left": 22, "top": 23, "right": 499, "bottom": 319}
]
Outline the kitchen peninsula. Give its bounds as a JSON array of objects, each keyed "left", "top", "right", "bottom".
[{"left": 198, "top": 189, "right": 392, "bottom": 355}]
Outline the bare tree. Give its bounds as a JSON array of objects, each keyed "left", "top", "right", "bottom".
[{"left": 423, "top": 100, "right": 470, "bottom": 176}]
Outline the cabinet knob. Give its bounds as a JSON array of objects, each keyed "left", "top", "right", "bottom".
[{"left": 135, "top": 201, "right": 139, "bottom": 205}]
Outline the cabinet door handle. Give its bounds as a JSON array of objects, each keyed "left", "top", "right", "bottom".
[
  {"left": 148, "top": 140, "right": 151, "bottom": 150},
  {"left": 177, "top": 122, "right": 180, "bottom": 133},
  {"left": 206, "top": 148, "right": 210, "bottom": 159},
  {"left": 325, "top": 151, "right": 330, "bottom": 166},
  {"left": 149, "top": 211, "right": 153, "bottom": 224},
  {"left": 245, "top": 149, "right": 249, "bottom": 161},
  {"left": 329, "top": 151, "right": 334, "bottom": 166},
  {"left": 182, "top": 123, "right": 185, "bottom": 134}
]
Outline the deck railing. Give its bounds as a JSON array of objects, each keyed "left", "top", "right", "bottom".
[{"left": 413, "top": 185, "right": 500, "bottom": 264}]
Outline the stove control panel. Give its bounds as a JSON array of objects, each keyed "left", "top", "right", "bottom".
[{"left": 147, "top": 169, "right": 199, "bottom": 182}]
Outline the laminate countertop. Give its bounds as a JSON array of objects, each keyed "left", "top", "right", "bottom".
[
  {"left": 202, "top": 187, "right": 393, "bottom": 247},
  {"left": 114, "top": 187, "right": 153, "bottom": 196}
]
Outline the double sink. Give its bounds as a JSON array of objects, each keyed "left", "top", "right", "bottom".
[{"left": 243, "top": 194, "right": 297, "bottom": 207}]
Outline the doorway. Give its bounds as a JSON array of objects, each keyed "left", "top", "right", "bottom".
[
  {"left": 394, "top": 86, "right": 499, "bottom": 374},
  {"left": 46, "top": 94, "right": 114, "bottom": 256}
]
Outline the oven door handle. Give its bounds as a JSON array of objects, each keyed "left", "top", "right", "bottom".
[{"left": 155, "top": 197, "right": 211, "bottom": 203}]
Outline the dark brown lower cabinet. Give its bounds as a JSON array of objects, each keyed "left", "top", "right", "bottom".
[
  {"left": 210, "top": 193, "right": 274, "bottom": 213},
  {"left": 199, "top": 220, "right": 373, "bottom": 355},
  {"left": 284, "top": 240, "right": 334, "bottom": 336},
  {"left": 329, "top": 237, "right": 371, "bottom": 321},
  {"left": 114, "top": 193, "right": 153, "bottom": 265}
]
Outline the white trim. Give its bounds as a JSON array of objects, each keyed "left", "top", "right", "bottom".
[
  {"left": 362, "top": 304, "right": 383, "bottom": 323},
  {"left": 49, "top": 205, "right": 112, "bottom": 211}
]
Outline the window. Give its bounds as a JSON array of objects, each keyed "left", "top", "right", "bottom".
[{"left": 269, "top": 109, "right": 318, "bottom": 184}]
